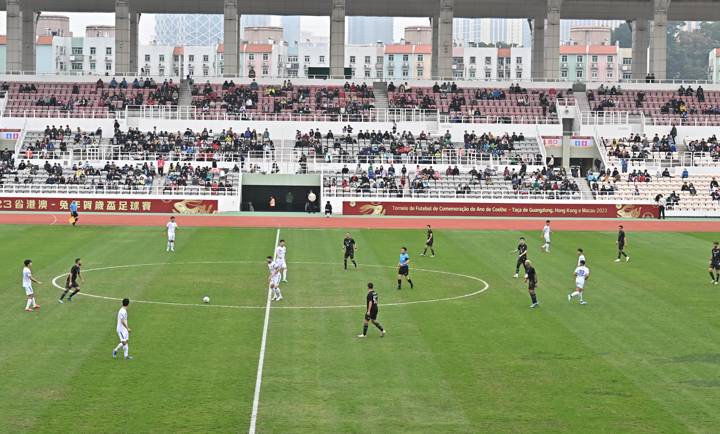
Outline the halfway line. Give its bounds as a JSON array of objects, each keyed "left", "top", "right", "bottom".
[{"left": 248, "top": 228, "right": 279, "bottom": 434}]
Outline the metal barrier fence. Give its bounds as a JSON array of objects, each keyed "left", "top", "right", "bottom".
[{"left": 0, "top": 184, "right": 237, "bottom": 196}]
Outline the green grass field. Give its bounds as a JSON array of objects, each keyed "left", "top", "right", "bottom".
[{"left": 1, "top": 224, "right": 720, "bottom": 433}]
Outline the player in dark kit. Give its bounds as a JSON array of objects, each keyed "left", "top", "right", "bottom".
[
  {"left": 343, "top": 232, "right": 358, "bottom": 270},
  {"left": 513, "top": 237, "right": 528, "bottom": 278},
  {"left": 358, "top": 282, "right": 385, "bottom": 338},
  {"left": 524, "top": 260, "right": 539, "bottom": 308},
  {"left": 709, "top": 241, "right": 720, "bottom": 284},
  {"left": 397, "top": 247, "right": 414, "bottom": 289},
  {"left": 615, "top": 225, "right": 630, "bottom": 262},
  {"left": 59, "top": 258, "right": 84, "bottom": 303},
  {"left": 420, "top": 225, "right": 435, "bottom": 257}
]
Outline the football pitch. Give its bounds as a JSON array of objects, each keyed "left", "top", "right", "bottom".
[{"left": 1, "top": 224, "right": 719, "bottom": 433}]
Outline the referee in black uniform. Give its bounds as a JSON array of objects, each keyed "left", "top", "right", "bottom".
[
  {"left": 358, "top": 282, "right": 385, "bottom": 338},
  {"left": 615, "top": 225, "right": 630, "bottom": 262},
  {"left": 59, "top": 258, "right": 84, "bottom": 303}
]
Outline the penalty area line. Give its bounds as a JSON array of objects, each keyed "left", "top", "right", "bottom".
[{"left": 248, "top": 228, "right": 279, "bottom": 434}]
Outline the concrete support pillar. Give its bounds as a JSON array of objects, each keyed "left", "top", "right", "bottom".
[
  {"left": 649, "top": 0, "right": 669, "bottom": 81},
  {"left": 431, "top": 2, "right": 454, "bottom": 79},
  {"left": 129, "top": 12, "right": 139, "bottom": 75},
  {"left": 431, "top": 15, "right": 439, "bottom": 78},
  {"left": 223, "top": 0, "right": 240, "bottom": 77},
  {"left": 631, "top": 19, "right": 649, "bottom": 80},
  {"left": 21, "top": 7, "right": 37, "bottom": 73},
  {"left": 544, "top": 0, "right": 562, "bottom": 80},
  {"left": 329, "top": 0, "right": 346, "bottom": 77},
  {"left": 436, "top": 0, "right": 454, "bottom": 79},
  {"left": 115, "top": 0, "right": 130, "bottom": 75},
  {"left": 6, "top": 0, "right": 22, "bottom": 73},
  {"left": 531, "top": 17, "right": 545, "bottom": 79}
]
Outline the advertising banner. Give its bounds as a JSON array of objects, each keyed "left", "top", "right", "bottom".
[
  {"left": 0, "top": 197, "right": 218, "bottom": 214},
  {"left": 343, "top": 201, "right": 659, "bottom": 219}
]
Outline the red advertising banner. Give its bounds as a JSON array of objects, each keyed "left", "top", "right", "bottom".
[
  {"left": 343, "top": 201, "right": 659, "bottom": 219},
  {"left": 542, "top": 136, "right": 562, "bottom": 147},
  {"left": 0, "top": 197, "right": 218, "bottom": 214}
]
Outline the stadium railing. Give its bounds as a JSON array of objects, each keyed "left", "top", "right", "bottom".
[
  {"left": 0, "top": 184, "right": 237, "bottom": 196},
  {"left": 3, "top": 108, "right": 124, "bottom": 119},
  {"left": 322, "top": 188, "right": 582, "bottom": 201},
  {"left": 2, "top": 70, "right": 718, "bottom": 85},
  {"left": 18, "top": 147, "right": 532, "bottom": 168},
  {"left": 581, "top": 111, "right": 631, "bottom": 125}
]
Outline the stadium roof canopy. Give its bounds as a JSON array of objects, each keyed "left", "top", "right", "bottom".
[{"left": 0, "top": 0, "right": 718, "bottom": 21}]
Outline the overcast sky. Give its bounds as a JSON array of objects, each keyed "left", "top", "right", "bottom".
[{"left": 0, "top": 13, "right": 429, "bottom": 43}]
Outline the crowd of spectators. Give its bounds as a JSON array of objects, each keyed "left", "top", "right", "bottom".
[
  {"left": 292, "top": 127, "right": 540, "bottom": 166},
  {"left": 192, "top": 80, "right": 374, "bottom": 116},
  {"left": 604, "top": 132, "right": 678, "bottom": 162},
  {"left": 0, "top": 155, "right": 237, "bottom": 194},
  {"left": 505, "top": 165, "right": 579, "bottom": 197},
  {"left": 111, "top": 127, "right": 274, "bottom": 162},
  {"left": 20, "top": 125, "right": 104, "bottom": 160},
  {"left": 686, "top": 135, "right": 720, "bottom": 158}
]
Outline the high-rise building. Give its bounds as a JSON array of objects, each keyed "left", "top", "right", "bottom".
[
  {"left": 453, "top": 18, "right": 530, "bottom": 47},
  {"left": 154, "top": 15, "right": 224, "bottom": 46},
  {"left": 282, "top": 16, "right": 302, "bottom": 45},
  {"left": 241, "top": 15, "right": 272, "bottom": 33},
  {"left": 347, "top": 17, "right": 394, "bottom": 44}
]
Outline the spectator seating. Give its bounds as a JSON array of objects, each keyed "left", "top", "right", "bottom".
[
  {"left": 18, "top": 126, "right": 109, "bottom": 160},
  {"left": 293, "top": 128, "right": 544, "bottom": 166},
  {"left": 191, "top": 80, "right": 375, "bottom": 118},
  {"left": 588, "top": 85, "right": 720, "bottom": 125},
  {"left": 387, "top": 82, "right": 564, "bottom": 122},
  {"left": 4, "top": 78, "right": 179, "bottom": 117},
  {"left": 603, "top": 134, "right": 682, "bottom": 166},
  {"left": 0, "top": 159, "right": 239, "bottom": 196},
  {"left": 323, "top": 164, "right": 579, "bottom": 199},
  {"left": 594, "top": 171, "right": 720, "bottom": 212},
  {"left": 684, "top": 135, "right": 720, "bottom": 166}
]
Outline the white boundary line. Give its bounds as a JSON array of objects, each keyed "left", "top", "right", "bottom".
[
  {"left": 248, "top": 229, "right": 279, "bottom": 434},
  {"left": 50, "top": 261, "right": 491, "bottom": 310}
]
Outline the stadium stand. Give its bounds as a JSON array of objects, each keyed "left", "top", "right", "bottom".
[
  {"left": 588, "top": 84, "right": 720, "bottom": 125},
  {"left": 190, "top": 80, "right": 375, "bottom": 118},
  {"left": 293, "top": 128, "right": 544, "bottom": 166},
  {"left": 387, "top": 81, "right": 565, "bottom": 123},
  {"left": 592, "top": 167, "right": 720, "bottom": 212},
  {"left": 0, "top": 157, "right": 239, "bottom": 196},
  {"left": 323, "top": 163, "right": 579, "bottom": 199},
  {"left": 5, "top": 78, "right": 179, "bottom": 117}
]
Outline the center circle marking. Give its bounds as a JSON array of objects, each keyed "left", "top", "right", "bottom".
[{"left": 51, "top": 261, "right": 490, "bottom": 310}]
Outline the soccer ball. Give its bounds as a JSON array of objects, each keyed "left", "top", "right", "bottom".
[{"left": 202, "top": 296, "right": 210, "bottom": 304}]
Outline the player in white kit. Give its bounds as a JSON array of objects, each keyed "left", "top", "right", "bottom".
[
  {"left": 577, "top": 248, "right": 586, "bottom": 266},
  {"left": 274, "top": 239, "right": 288, "bottom": 282},
  {"left": 22, "top": 259, "right": 42, "bottom": 312},
  {"left": 166, "top": 216, "right": 178, "bottom": 252},
  {"left": 568, "top": 260, "right": 590, "bottom": 305},
  {"left": 266, "top": 256, "right": 283, "bottom": 301},
  {"left": 541, "top": 220, "right": 552, "bottom": 253},
  {"left": 112, "top": 298, "right": 133, "bottom": 359}
]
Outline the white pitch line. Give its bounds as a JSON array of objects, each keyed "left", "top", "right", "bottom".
[
  {"left": 248, "top": 228, "right": 280, "bottom": 434},
  {"left": 50, "top": 261, "right": 490, "bottom": 310}
]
